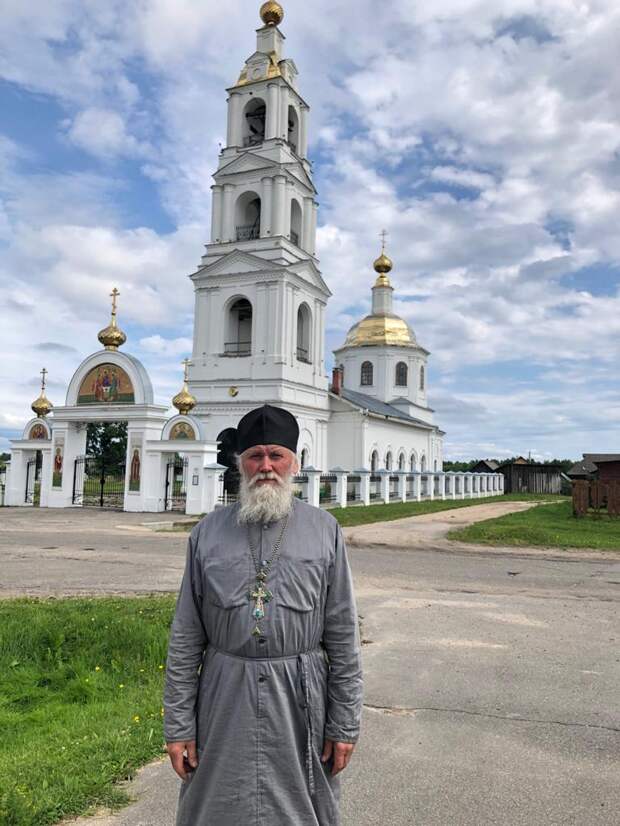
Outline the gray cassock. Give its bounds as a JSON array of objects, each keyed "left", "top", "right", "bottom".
[{"left": 163, "top": 497, "right": 363, "bottom": 826}]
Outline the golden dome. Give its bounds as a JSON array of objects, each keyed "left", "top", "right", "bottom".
[
  {"left": 31, "top": 368, "right": 53, "bottom": 417},
  {"left": 373, "top": 252, "right": 393, "bottom": 275},
  {"left": 173, "top": 359, "right": 197, "bottom": 414},
  {"left": 344, "top": 314, "right": 417, "bottom": 348},
  {"left": 98, "top": 288, "right": 127, "bottom": 350},
  {"left": 260, "top": 1, "right": 284, "bottom": 26}
]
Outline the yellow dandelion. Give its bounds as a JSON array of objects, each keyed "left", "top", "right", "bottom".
[
  {"left": 133, "top": 715, "right": 140, "bottom": 723},
  {"left": 158, "top": 664, "right": 164, "bottom": 670},
  {"left": 119, "top": 683, "right": 125, "bottom": 689},
  {"left": 95, "top": 666, "right": 101, "bottom": 672}
]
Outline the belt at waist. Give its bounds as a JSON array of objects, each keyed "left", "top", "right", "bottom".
[
  {"left": 207, "top": 643, "right": 321, "bottom": 796},
  {"left": 208, "top": 643, "right": 323, "bottom": 662}
]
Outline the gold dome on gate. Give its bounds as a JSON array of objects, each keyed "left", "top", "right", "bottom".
[
  {"left": 260, "top": 1, "right": 284, "bottom": 26},
  {"left": 98, "top": 288, "right": 127, "bottom": 350},
  {"left": 31, "top": 368, "right": 53, "bottom": 418},
  {"left": 173, "top": 359, "right": 197, "bottom": 414}
]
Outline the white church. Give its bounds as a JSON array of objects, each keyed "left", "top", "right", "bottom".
[{"left": 5, "top": 3, "right": 505, "bottom": 514}]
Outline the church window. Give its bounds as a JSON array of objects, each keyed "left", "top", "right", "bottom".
[
  {"left": 290, "top": 199, "right": 302, "bottom": 247},
  {"left": 296, "top": 303, "right": 312, "bottom": 362},
  {"left": 370, "top": 450, "right": 379, "bottom": 472},
  {"left": 360, "top": 361, "right": 373, "bottom": 386},
  {"left": 420, "top": 454, "right": 427, "bottom": 472},
  {"left": 385, "top": 452, "right": 393, "bottom": 471},
  {"left": 288, "top": 105, "right": 299, "bottom": 154},
  {"left": 300, "top": 448, "right": 309, "bottom": 469},
  {"left": 434, "top": 459, "right": 438, "bottom": 472},
  {"left": 398, "top": 452, "right": 405, "bottom": 471},
  {"left": 339, "top": 363, "right": 344, "bottom": 384},
  {"left": 420, "top": 365, "right": 425, "bottom": 391},
  {"left": 243, "top": 98, "right": 266, "bottom": 147},
  {"left": 395, "top": 362, "right": 408, "bottom": 387},
  {"left": 235, "top": 191, "right": 262, "bottom": 241},
  {"left": 225, "top": 298, "right": 253, "bottom": 356},
  {"left": 410, "top": 453, "right": 417, "bottom": 472}
]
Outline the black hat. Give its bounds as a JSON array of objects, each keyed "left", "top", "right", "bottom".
[{"left": 237, "top": 405, "right": 299, "bottom": 454}]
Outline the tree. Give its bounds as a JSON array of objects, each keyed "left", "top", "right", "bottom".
[{"left": 86, "top": 423, "right": 128, "bottom": 471}]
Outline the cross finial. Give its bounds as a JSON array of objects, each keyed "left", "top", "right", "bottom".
[
  {"left": 110, "top": 287, "right": 120, "bottom": 316},
  {"left": 182, "top": 358, "right": 191, "bottom": 383},
  {"left": 379, "top": 229, "right": 388, "bottom": 252},
  {"left": 40, "top": 367, "right": 48, "bottom": 392}
]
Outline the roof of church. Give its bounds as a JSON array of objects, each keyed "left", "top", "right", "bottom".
[{"left": 340, "top": 388, "right": 433, "bottom": 429}]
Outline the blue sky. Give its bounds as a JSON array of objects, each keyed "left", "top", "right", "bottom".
[{"left": 1, "top": 0, "right": 620, "bottom": 461}]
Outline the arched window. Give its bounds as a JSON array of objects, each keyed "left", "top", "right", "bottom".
[
  {"left": 410, "top": 453, "right": 417, "bottom": 472},
  {"left": 290, "top": 199, "right": 302, "bottom": 247},
  {"left": 396, "top": 362, "right": 408, "bottom": 387},
  {"left": 370, "top": 450, "right": 379, "bottom": 472},
  {"left": 434, "top": 459, "right": 438, "bottom": 472},
  {"left": 420, "top": 454, "right": 427, "bottom": 472},
  {"left": 385, "top": 451, "right": 393, "bottom": 471},
  {"left": 243, "top": 98, "right": 266, "bottom": 147},
  {"left": 300, "top": 448, "right": 309, "bottom": 469},
  {"left": 235, "top": 191, "right": 261, "bottom": 241},
  {"left": 398, "top": 452, "right": 406, "bottom": 471},
  {"left": 225, "top": 298, "right": 252, "bottom": 356},
  {"left": 420, "top": 365, "right": 425, "bottom": 391},
  {"left": 288, "top": 105, "right": 299, "bottom": 153},
  {"left": 296, "top": 303, "right": 312, "bottom": 362},
  {"left": 361, "top": 361, "right": 373, "bottom": 386}
]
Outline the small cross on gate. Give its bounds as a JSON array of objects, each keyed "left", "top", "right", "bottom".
[
  {"left": 40, "top": 367, "right": 48, "bottom": 392},
  {"left": 182, "top": 358, "right": 191, "bottom": 383},
  {"left": 110, "top": 287, "right": 120, "bottom": 315}
]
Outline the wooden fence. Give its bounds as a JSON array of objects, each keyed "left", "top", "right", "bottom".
[{"left": 572, "top": 480, "right": 620, "bottom": 517}]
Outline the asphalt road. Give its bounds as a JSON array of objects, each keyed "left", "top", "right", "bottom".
[{"left": 1, "top": 507, "right": 618, "bottom": 825}]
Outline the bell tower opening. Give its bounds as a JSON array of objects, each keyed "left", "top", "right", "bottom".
[
  {"left": 288, "top": 105, "right": 299, "bottom": 153},
  {"left": 290, "top": 198, "right": 302, "bottom": 246},
  {"left": 235, "top": 191, "right": 262, "bottom": 241},
  {"left": 243, "top": 98, "right": 266, "bottom": 147},
  {"left": 225, "top": 298, "right": 253, "bottom": 356}
]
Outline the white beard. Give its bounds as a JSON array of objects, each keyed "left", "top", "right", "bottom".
[{"left": 236, "top": 471, "right": 295, "bottom": 524}]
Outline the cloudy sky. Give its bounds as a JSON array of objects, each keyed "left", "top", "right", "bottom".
[{"left": 1, "top": 0, "right": 619, "bottom": 461}]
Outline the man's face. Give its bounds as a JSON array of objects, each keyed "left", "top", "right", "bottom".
[{"left": 240, "top": 444, "right": 298, "bottom": 486}]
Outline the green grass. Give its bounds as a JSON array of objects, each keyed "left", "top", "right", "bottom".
[
  {"left": 0, "top": 596, "right": 176, "bottom": 826},
  {"left": 328, "top": 493, "right": 564, "bottom": 527},
  {"left": 449, "top": 499, "right": 620, "bottom": 550}
]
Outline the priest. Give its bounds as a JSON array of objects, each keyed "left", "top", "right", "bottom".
[{"left": 164, "top": 404, "right": 363, "bottom": 825}]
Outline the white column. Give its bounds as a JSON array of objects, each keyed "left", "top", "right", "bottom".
[
  {"left": 359, "top": 470, "right": 371, "bottom": 506},
  {"left": 211, "top": 185, "right": 223, "bottom": 242},
  {"left": 427, "top": 473, "right": 434, "bottom": 501},
  {"left": 299, "top": 106, "right": 309, "bottom": 157},
  {"left": 440, "top": 473, "right": 446, "bottom": 501},
  {"left": 310, "top": 202, "right": 318, "bottom": 255},
  {"left": 380, "top": 471, "right": 390, "bottom": 504},
  {"left": 272, "top": 175, "right": 286, "bottom": 236},
  {"left": 227, "top": 93, "right": 243, "bottom": 147},
  {"left": 260, "top": 177, "right": 273, "bottom": 237},
  {"left": 306, "top": 469, "right": 321, "bottom": 508},
  {"left": 413, "top": 472, "right": 421, "bottom": 502},
  {"left": 279, "top": 85, "right": 289, "bottom": 140},
  {"left": 333, "top": 470, "right": 348, "bottom": 508},
  {"left": 398, "top": 471, "right": 407, "bottom": 502},
  {"left": 222, "top": 184, "right": 235, "bottom": 242},
  {"left": 266, "top": 83, "right": 279, "bottom": 139},
  {"left": 302, "top": 196, "right": 314, "bottom": 253},
  {"left": 203, "top": 464, "right": 227, "bottom": 514},
  {"left": 285, "top": 180, "right": 294, "bottom": 239}
]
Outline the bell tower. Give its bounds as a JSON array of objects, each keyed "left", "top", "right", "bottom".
[{"left": 187, "top": 1, "right": 331, "bottom": 469}]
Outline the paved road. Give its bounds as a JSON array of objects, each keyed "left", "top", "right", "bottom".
[{"left": 1, "top": 507, "right": 618, "bottom": 825}]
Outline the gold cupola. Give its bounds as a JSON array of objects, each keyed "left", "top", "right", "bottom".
[
  {"left": 343, "top": 237, "right": 417, "bottom": 349},
  {"left": 31, "top": 368, "right": 53, "bottom": 418},
  {"left": 98, "top": 287, "right": 127, "bottom": 350},
  {"left": 260, "top": 1, "right": 284, "bottom": 27},
  {"left": 172, "top": 359, "right": 197, "bottom": 415}
]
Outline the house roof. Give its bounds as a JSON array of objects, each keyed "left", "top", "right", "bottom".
[
  {"left": 567, "top": 460, "right": 596, "bottom": 476},
  {"left": 567, "top": 454, "right": 620, "bottom": 476},
  {"left": 339, "top": 388, "right": 433, "bottom": 429},
  {"left": 475, "top": 459, "right": 499, "bottom": 471},
  {"left": 583, "top": 453, "right": 620, "bottom": 464}
]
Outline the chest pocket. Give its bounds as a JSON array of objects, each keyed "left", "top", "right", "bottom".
[
  {"left": 276, "top": 557, "right": 325, "bottom": 613},
  {"left": 204, "top": 556, "right": 250, "bottom": 609}
]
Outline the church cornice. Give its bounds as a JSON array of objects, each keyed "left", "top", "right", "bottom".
[
  {"left": 214, "top": 151, "right": 316, "bottom": 195},
  {"left": 226, "top": 74, "right": 310, "bottom": 110}
]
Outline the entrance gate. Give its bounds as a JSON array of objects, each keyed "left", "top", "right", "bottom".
[
  {"left": 25, "top": 458, "right": 36, "bottom": 504},
  {"left": 164, "top": 456, "right": 188, "bottom": 512},
  {"left": 72, "top": 456, "right": 126, "bottom": 509}
]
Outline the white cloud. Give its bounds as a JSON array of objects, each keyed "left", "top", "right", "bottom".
[{"left": 64, "top": 108, "right": 145, "bottom": 159}]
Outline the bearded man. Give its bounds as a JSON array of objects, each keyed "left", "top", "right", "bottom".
[{"left": 164, "top": 404, "right": 363, "bottom": 826}]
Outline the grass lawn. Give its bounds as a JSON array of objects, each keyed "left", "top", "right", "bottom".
[
  {"left": 449, "top": 498, "right": 620, "bottom": 550},
  {"left": 0, "top": 596, "right": 176, "bottom": 826},
  {"left": 328, "top": 493, "right": 564, "bottom": 528}
]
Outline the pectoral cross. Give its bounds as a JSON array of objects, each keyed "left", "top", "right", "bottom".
[{"left": 250, "top": 578, "right": 273, "bottom": 636}]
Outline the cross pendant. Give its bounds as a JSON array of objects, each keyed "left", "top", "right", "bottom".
[{"left": 250, "top": 579, "right": 272, "bottom": 627}]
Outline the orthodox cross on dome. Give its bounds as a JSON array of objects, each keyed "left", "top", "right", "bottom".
[
  {"left": 31, "top": 366, "right": 53, "bottom": 418},
  {"left": 182, "top": 358, "right": 191, "bottom": 383},
  {"left": 40, "top": 367, "right": 48, "bottom": 393},
  {"left": 172, "top": 358, "right": 197, "bottom": 415},
  {"left": 110, "top": 287, "right": 120, "bottom": 317},
  {"left": 379, "top": 229, "right": 389, "bottom": 252}
]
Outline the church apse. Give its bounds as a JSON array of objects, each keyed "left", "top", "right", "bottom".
[{"left": 77, "top": 364, "right": 135, "bottom": 405}]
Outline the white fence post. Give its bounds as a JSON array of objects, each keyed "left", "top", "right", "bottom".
[
  {"left": 203, "top": 463, "right": 227, "bottom": 513},
  {"left": 305, "top": 467, "right": 322, "bottom": 508},
  {"left": 357, "top": 469, "right": 371, "bottom": 506},
  {"left": 380, "top": 470, "right": 390, "bottom": 504},
  {"left": 398, "top": 471, "right": 407, "bottom": 502},
  {"left": 331, "top": 468, "right": 348, "bottom": 508},
  {"left": 439, "top": 473, "right": 446, "bottom": 500}
]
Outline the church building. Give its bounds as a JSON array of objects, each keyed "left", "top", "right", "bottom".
[
  {"left": 5, "top": 1, "right": 445, "bottom": 514},
  {"left": 186, "top": 0, "right": 444, "bottom": 475}
]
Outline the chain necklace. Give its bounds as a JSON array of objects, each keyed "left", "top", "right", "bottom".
[{"left": 247, "top": 514, "right": 289, "bottom": 637}]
